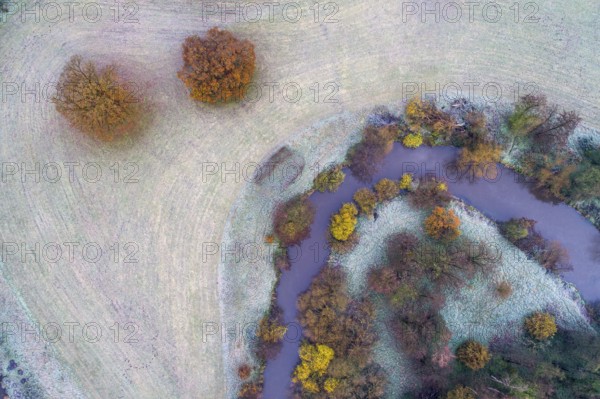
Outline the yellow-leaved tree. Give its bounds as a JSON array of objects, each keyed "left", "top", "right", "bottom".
[{"left": 330, "top": 203, "right": 358, "bottom": 241}]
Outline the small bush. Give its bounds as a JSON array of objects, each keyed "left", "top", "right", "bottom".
[
  {"left": 446, "top": 385, "right": 476, "bottom": 399},
  {"left": 53, "top": 56, "right": 141, "bottom": 141},
  {"left": 237, "top": 364, "right": 252, "bottom": 380},
  {"left": 500, "top": 218, "right": 532, "bottom": 243},
  {"left": 178, "top": 27, "right": 255, "bottom": 103},
  {"left": 374, "top": 178, "right": 400, "bottom": 202},
  {"left": 274, "top": 196, "right": 315, "bottom": 246},
  {"left": 314, "top": 166, "right": 345, "bottom": 193},
  {"left": 399, "top": 173, "right": 413, "bottom": 190},
  {"left": 424, "top": 207, "right": 461, "bottom": 241},
  {"left": 330, "top": 203, "right": 358, "bottom": 241},
  {"left": 409, "top": 177, "right": 452, "bottom": 209},
  {"left": 525, "top": 312, "right": 557, "bottom": 340},
  {"left": 456, "top": 340, "right": 490, "bottom": 370},
  {"left": 402, "top": 133, "right": 423, "bottom": 148},
  {"left": 353, "top": 188, "right": 378, "bottom": 216},
  {"left": 496, "top": 281, "right": 513, "bottom": 300},
  {"left": 238, "top": 382, "right": 261, "bottom": 399}
]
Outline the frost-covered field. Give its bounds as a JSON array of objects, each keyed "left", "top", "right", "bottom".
[{"left": 1, "top": 0, "right": 600, "bottom": 397}]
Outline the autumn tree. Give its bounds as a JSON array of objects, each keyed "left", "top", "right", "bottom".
[
  {"left": 330, "top": 203, "right": 358, "bottom": 241},
  {"left": 273, "top": 196, "right": 315, "bottom": 245},
  {"left": 178, "top": 27, "right": 255, "bottom": 103},
  {"left": 424, "top": 207, "right": 461, "bottom": 241},
  {"left": 52, "top": 55, "right": 141, "bottom": 141},
  {"left": 409, "top": 177, "right": 452, "bottom": 209},
  {"left": 456, "top": 143, "right": 502, "bottom": 180},
  {"left": 348, "top": 125, "right": 397, "bottom": 181},
  {"left": 446, "top": 385, "right": 476, "bottom": 399},
  {"left": 353, "top": 188, "right": 378, "bottom": 216},
  {"left": 456, "top": 340, "right": 490, "bottom": 370},
  {"left": 374, "top": 178, "right": 400, "bottom": 202},
  {"left": 314, "top": 165, "right": 345, "bottom": 192},
  {"left": 525, "top": 312, "right": 557, "bottom": 340}
]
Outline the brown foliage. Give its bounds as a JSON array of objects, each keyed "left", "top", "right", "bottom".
[
  {"left": 52, "top": 55, "right": 141, "bottom": 141},
  {"left": 238, "top": 382, "right": 262, "bottom": 399},
  {"left": 374, "top": 178, "right": 400, "bottom": 202},
  {"left": 456, "top": 143, "right": 502, "bottom": 180},
  {"left": 495, "top": 281, "right": 513, "bottom": 300},
  {"left": 409, "top": 177, "right": 452, "bottom": 210},
  {"left": 353, "top": 188, "right": 378, "bottom": 216},
  {"left": 367, "top": 267, "right": 401, "bottom": 295},
  {"left": 524, "top": 312, "right": 557, "bottom": 340},
  {"left": 348, "top": 125, "right": 396, "bottom": 181},
  {"left": 237, "top": 364, "right": 252, "bottom": 380},
  {"left": 273, "top": 196, "right": 315, "bottom": 246},
  {"left": 178, "top": 27, "right": 255, "bottom": 103}
]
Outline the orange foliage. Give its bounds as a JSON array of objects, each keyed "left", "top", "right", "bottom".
[
  {"left": 424, "top": 207, "right": 461, "bottom": 241},
  {"left": 178, "top": 28, "right": 255, "bottom": 103}
]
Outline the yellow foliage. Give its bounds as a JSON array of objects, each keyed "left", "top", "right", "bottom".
[
  {"left": 457, "top": 143, "right": 502, "bottom": 179},
  {"left": 293, "top": 343, "right": 335, "bottom": 393},
  {"left": 405, "top": 97, "right": 429, "bottom": 127},
  {"left": 258, "top": 317, "right": 287, "bottom": 343},
  {"left": 330, "top": 203, "right": 358, "bottom": 241},
  {"left": 324, "top": 378, "right": 340, "bottom": 393},
  {"left": 399, "top": 173, "right": 413, "bottom": 190},
  {"left": 402, "top": 133, "right": 423, "bottom": 148},
  {"left": 437, "top": 182, "right": 448, "bottom": 191},
  {"left": 525, "top": 312, "right": 557, "bottom": 340}
]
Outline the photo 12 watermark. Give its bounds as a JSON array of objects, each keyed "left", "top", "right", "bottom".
[
  {"left": 0, "top": 1, "right": 140, "bottom": 24},
  {"left": 401, "top": 1, "right": 541, "bottom": 24}
]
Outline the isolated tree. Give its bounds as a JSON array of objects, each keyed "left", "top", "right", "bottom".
[
  {"left": 525, "top": 312, "right": 557, "bottom": 340},
  {"left": 178, "top": 27, "right": 255, "bottom": 103},
  {"left": 456, "top": 340, "right": 490, "bottom": 370},
  {"left": 424, "top": 207, "right": 461, "bottom": 241},
  {"left": 52, "top": 55, "right": 141, "bottom": 140}
]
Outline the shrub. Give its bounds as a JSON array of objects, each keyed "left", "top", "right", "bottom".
[
  {"left": 402, "top": 133, "right": 423, "bottom": 148},
  {"left": 330, "top": 203, "right": 358, "bottom": 241},
  {"left": 314, "top": 166, "right": 345, "bottom": 193},
  {"left": 525, "top": 312, "right": 557, "bottom": 340},
  {"left": 328, "top": 230, "right": 359, "bottom": 254},
  {"left": 424, "top": 207, "right": 461, "bottom": 241},
  {"left": 273, "top": 196, "right": 315, "bottom": 246},
  {"left": 238, "top": 382, "right": 261, "bottom": 399},
  {"left": 496, "top": 281, "right": 513, "bottom": 300},
  {"left": 409, "top": 177, "right": 452, "bottom": 209},
  {"left": 456, "top": 340, "right": 490, "bottom": 370},
  {"left": 571, "top": 165, "right": 600, "bottom": 200},
  {"left": 456, "top": 143, "right": 502, "bottom": 180},
  {"left": 237, "top": 364, "right": 252, "bottom": 380},
  {"left": 178, "top": 27, "right": 255, "bottom": 103},
  {"left": 446, "top": 385, "right": 476, "bottom": 399},
  {"left": 500, "top": 218, "right": 532, "bottom": 243},
  {"left": 399, "top": 173, "right": 413, "bottom": 190},
  {"left": 257, "top": 317, "right": 287, "bottom": 343},
  {"left": 374, "top": 178, "right": 400, "bottom": 202},
  {"left": 323, "top": 377, "right": 340, "bottom": 393},
  {"left": 353, "top": 188, "right": 378, "bottom": 216},
  {"left": 52, "top": 56, "right": 141, "bottom": 141}
]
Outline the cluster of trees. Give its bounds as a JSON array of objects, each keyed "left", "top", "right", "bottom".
[
  {"left": 366, "top": 229, "right": 498, "bottom": 397},
  {"left": 295, "top": 266, "right": 387, "bottom": 398},
  {"left": 273, "top": 195, "right": 316, "bottom": 246},
  {"left": 54, "top": 28, "right": 256, "bottom": 140},
  {"left": 404, "top": 97, "right": 457, "bottom": 144},
  {"left": 499, "top": 218, "right": 572, "bottom": 273}
]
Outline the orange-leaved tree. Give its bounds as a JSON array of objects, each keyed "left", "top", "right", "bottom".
[
  {"left": 53, "top": 55, "right": 141, "bottom": 141},
  {"left": 424, "top": 207, "right": 461, "bottom": 241},
  {"left": 178, "top": 27, "right": 255, "bottom": 103}
]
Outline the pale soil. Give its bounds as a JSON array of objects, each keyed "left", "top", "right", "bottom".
[{"left": 0, "top": 0, "right": 599, "bottom": 397}]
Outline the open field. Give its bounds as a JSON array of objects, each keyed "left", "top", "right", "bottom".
[{"left": 1, "top": 0, "right": 599, "bottom": 397}]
